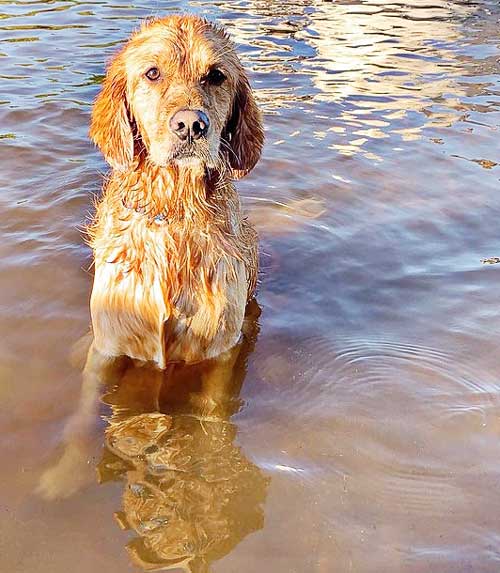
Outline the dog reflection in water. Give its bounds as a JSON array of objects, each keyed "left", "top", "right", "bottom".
[{"left": 38, "top": 303, "right": 269, "bottom": 573}]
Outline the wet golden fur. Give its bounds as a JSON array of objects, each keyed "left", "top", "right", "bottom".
[{"left": 88, "top": 15, "right": 263, "bottom": 367}]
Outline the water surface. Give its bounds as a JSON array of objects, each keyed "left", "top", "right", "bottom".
[{"left": 2, "top": 0, "right": 500, "bottom": 571}]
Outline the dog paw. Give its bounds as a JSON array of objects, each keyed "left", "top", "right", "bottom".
[{"left": 36, "top": 447, "right": 95, "bottom": 500}]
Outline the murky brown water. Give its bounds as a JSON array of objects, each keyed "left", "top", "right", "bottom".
[{"left": 2, "top": 0, "right": 500, "bottom": 571}]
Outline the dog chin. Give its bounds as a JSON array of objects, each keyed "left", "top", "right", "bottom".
[
  {"left": 153, "top": 150, "right": 216, "bottom": 171},
  {"left": 174, "top": 155, "right": 203, "bottom": 167},
  {"left": 173, "top": 154, "right": 219, "bottom": 173}
]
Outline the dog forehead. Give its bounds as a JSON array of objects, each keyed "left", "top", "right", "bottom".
[{"left": 127, "top": 19, "right": 230, "bottom": 77}]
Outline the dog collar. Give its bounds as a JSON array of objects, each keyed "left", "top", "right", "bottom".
[{"left": 122, "top": 199, "right": 169, "bottom": 224}]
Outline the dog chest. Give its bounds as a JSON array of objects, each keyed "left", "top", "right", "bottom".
[{"left": 90, "top": 227, "right": 247, "bottom": 367}]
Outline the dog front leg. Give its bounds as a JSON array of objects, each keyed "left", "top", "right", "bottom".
[
  {"left": 37, "top": 343, "right": 125, "bottom": 500},
  {"left": 189, "top": 344, "right": 243, "bottom": 419}
]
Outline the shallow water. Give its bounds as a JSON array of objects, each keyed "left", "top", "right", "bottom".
[{"left": 2, "top": 0, "right": 500, "bottom": 571}]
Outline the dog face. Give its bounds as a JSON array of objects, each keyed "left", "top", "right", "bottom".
[{"left": 90, "top": 15, "right": 264, "bottom": 178}]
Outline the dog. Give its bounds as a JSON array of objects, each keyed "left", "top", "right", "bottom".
[
  {"left": 37, "top": 14, "right": 263, "bottom": 502},
  {"left": 86, "top": 14, "right": 263, "bottom": 374}
]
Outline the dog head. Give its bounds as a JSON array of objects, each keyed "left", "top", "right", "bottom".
[{"left": 90, "top": 15, "right": 264, "bottom": 179}]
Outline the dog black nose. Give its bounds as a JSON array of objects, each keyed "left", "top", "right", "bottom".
[{"left": 169, "top": 109, "right": 209, "bottom": 141}]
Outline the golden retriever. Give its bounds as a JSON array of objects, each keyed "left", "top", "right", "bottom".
[
  {"left": 37, "top": 15, "right": 263, "bottom": 501},
  {"left": 88, "top": 14, "right": 263, "bottom": 370}
]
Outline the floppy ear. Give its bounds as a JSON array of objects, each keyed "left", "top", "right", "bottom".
[
  {"left": 223, "top": 75, "right": 264, "bottom": 179},
  {"left": 89, "top": 55, "right": 134, "bottom": 172}
]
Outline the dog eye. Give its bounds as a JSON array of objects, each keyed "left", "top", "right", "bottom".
[
  {"left": 145, "top": 67, "right": 161, "bottom": 81},
  {"left": 201, "top": 68, "right": 226, "bottom": 87}
]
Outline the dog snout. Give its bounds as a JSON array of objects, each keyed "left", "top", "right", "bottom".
[{"left": 169, "top": 109, "right": 209, "bottom": 141}]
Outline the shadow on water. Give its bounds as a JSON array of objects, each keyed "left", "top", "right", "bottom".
[{"left": 38, "top": 301, "right": 269, "bottom": 573}]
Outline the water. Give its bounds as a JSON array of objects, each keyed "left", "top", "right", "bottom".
[{"left": 2, "top": 0, "right": 500, "bottom": 571}]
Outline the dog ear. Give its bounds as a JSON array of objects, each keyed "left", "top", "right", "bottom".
[
  {"left": 89, "top": 55, "right": 134, "bottom": 172},
  {"left": 223, "top": 75, "right": 264, "bottom": 179}
]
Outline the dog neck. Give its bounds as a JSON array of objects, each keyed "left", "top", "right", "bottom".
[{"left": 115, "top": 160, "right": 226, "bottom": 224}]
